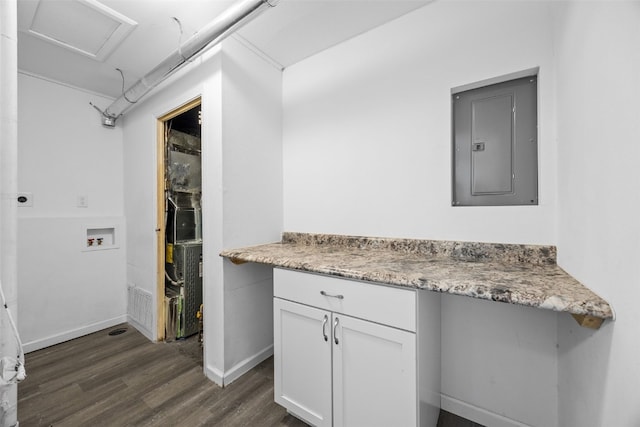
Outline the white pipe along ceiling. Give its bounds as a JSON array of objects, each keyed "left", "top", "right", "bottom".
[{"left": 94, "top": 0, "right": 280, "bottom": 127}]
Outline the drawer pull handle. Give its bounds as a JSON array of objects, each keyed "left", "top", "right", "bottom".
[
  {"left": 320, "top": 291, "right": 344, "bottom": 300},
  {"left": 333, "top": 317, "right": 340, "bottom": 345},
  {"left": 322, "top": 315, "right": 328, "bottom": 342}
]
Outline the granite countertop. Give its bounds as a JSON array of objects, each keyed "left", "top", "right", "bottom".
[{"left": 220, "top": 232, "right": 613, "bottom": 321}]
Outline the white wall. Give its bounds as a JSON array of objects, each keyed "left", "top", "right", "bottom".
[
  {"left": 283, "top": 1, "right": 557, "bottom": 246},
  {"left": 220, "top": 38, "right": 283, "bottom": 380},
  {"left": 554, "top": 3, "right": 640, "bottom": 426},
  {"left": 441, "top": 295, "right": 558, "bottom": 427},
  {"left": 0, "top": 0, "right": 19, "bottom": 423},
  {"left": 17, "top": 73, "right": 127, "bottom": 351},
  {"left": 283, "top": 2, "right": 558, "bottom": 426},
  {"left": 122, "top": 37, "right": 282, "bottom": 385}
]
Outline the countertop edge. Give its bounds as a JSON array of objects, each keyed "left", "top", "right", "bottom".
[{"left": 220, "top": 239, "right": 614, "bottom": 321}]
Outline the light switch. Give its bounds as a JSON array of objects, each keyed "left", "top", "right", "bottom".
[{"left": 77, "top": 195, "right": 88, "bottom": 208}]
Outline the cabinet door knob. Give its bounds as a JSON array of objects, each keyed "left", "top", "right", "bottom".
[
  {"left": 333, "top": 317, "right": 340, "bottom": 345},
  {"left": 322, "top": 315, "right": 329, "bottom": 342},
  {"left": 320, "top": 290, "right": 344, "bottom": 300}
]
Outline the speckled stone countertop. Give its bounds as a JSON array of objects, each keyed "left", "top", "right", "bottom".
[{"left": 220, "top": 232, "right": 613, "bottom": 320}]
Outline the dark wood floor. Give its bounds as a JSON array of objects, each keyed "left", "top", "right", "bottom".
[
  {"left": 18, "top": 324, "right": 307, "bottom": 427},
  {"left": 437, "top": 411, "right": 485, "bottom": 427},
  {"left": 18, "top": 323, "right": 481, "bottom": 427}
]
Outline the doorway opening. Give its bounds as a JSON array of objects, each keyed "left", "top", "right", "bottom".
[{"left": 157, "top": 98, "right": 203, "bottom": 355}]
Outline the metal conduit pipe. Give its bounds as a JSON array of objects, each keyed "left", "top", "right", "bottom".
[{"left": 99, "top": 0, "right": 279, "bottom": 127}]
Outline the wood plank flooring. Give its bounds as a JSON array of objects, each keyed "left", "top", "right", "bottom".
[
  {"left": 437, "top": 411, "right": 485, "bottom": 427},
  {"left": 18, "top": 323, "right": 481, "bottom": 427},
  {"left": 17, "top": 324, "right": 308, "bottom": 427}
]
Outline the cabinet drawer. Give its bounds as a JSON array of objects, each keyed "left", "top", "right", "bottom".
[{"left": 274, "top": 268, "right": 416, "bottom": 332}]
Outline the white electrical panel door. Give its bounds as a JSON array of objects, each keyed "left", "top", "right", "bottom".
[
  {"left": 332, "top": 314, "right": 417, "bottom": 427},
  {"left": 274, "top": 298, "right": 332, "bottom": 427}
]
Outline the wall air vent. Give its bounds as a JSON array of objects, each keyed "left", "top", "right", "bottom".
[{"left": 27, "top": 0, "right": 137, "bottom": 62}]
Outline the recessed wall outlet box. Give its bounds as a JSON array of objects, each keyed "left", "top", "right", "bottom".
[
  {"left": 17, "top": 193, "right": 33, "bottom": 207},
  {"left": 83, "top": 226, "right": 118, "bottom": 251}
]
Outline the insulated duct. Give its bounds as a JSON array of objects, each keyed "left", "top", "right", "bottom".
[{"left": 98, "top": 0, "right": 280, "bottom": 127}]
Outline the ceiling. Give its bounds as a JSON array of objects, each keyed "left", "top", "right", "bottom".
[{"left": 17, "top": 0, "right": 431, "bottom": 99}]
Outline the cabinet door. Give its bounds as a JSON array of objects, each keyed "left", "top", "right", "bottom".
[
  {"left": 333, "top": 314, "right": 417, "bottom": 427},
  {"left": 274, "top": 298, "right": 332, "bottom": 427}
]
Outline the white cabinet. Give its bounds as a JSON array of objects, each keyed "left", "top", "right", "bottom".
[
  {"left": 332, "top": 313, "right": 416, "bottom": 427},
  {"left": 273, "top": 268, "right": 441, "bottom": 427},
  {"left": 274, "top": 298, "right": 332, "bottom": 427}
]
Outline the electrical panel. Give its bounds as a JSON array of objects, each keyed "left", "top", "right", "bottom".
[{"left": 452, "top": 76, "right": 538, "bottom": 206}]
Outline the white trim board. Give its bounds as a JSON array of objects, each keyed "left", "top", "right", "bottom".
[
  {"left": 23, "top": 315, "right": 127, "bottom": 353},
  {"left": 441, "top": 394, "right": 533, "bottom": 427},
  {"left": 127, "top": 315, "right": 154, "bottom": 342},
  {"left": 204, "top": 344, "right": 274, "bottom": 387},
  {"left": 451, "top": 67, "right": 539, "bottom": 95}
]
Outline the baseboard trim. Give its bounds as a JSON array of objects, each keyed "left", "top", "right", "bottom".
[
  {"left": 441, "top": 394, "right": 532, "bottom": 427},
  {"left": 204, "top": 345, "right": 274, "bottom": 388},
  {"left": 223, "top": 344, "right": 274, "bottom": 386},
  {"left": 23, "top": 315, "right": 128, "bottom": 353},
  {"left": 127, "top": 316, "right": 154, "bottom": 342},
  {"left": 204, "top": 364, "right": 224, "bottom": 386}
]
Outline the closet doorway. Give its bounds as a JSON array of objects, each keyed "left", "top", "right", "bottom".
[{"left": 156, "top": 98, "right": 203, "bottom": 345}]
